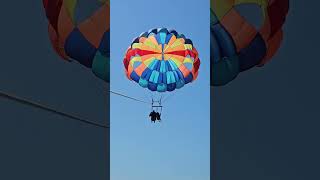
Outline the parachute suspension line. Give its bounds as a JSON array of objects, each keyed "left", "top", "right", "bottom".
[
  {"left": 0, "top": 90, "right": 109, "bottom": 129},
  {"left": 151, "top": 98, "right": 154, "bottom": 111},
  {"left": 110, "top": 90, "right": 149, "bottom": 104},
  {"left": 159, "top": 105, "right": 163, "bottom": 114},
  {"left": 159, "top": 93, "right": 164, "bottom": 114},
  {"left": 149, "top": 90, "right": 154, "bottom": 99},
  {"left": 147, "top": 91, "right": 163, "bottom": 113}
]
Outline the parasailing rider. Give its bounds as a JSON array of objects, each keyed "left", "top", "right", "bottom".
[{"left": 149, "top": 110, "right": 157, "bottom": 123}]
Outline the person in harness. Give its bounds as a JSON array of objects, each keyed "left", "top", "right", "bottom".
[
  {"left": 156, "top": 112, "right": 161, "bottom": 122},
  {"left": 149, "top": 110, "right": 161, "bottom": 123},
  {"left": 149, "top": 110, "right": 157, "bottom": 123}
]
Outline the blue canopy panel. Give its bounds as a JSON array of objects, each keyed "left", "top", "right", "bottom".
[
  {"left": 238, "top": 33, "right": 267, "bottom": 72},
  {"left": 64, "top": 28, "right": 97, "bottom": 68},
  {"left": 91, "top": 30, "right": 110, "bottom": 82},
  {"left": 211, "top": 21, "right": 239, "bottom": 86},
  {"left": 98, "top": 31, "right": 110, "bottom": 57},
  {"left": 92, "top": 51, "right": 109, "bottom": 82}
]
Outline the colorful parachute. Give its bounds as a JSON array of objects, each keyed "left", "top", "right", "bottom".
[
  {"left": 211, "top": 0, "right": 289, "bottom": 86},
  {"left": 42, "top": 0, "right": 110, "bottom": 82},
  {"left": 123, "top": 28, "right": 201, "bottom": 92}
]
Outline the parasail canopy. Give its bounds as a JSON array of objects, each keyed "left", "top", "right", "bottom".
[
  {"left": 42, "top": 0, "right": 110, "bottom": 82},
  {"left": 211, "top": 0, "right": 289, "bottom": 86},
  {"left": 123, "top": 28, "right": 201, "bottom": 92},
  {"left": 123, "top": 28, "right": 200, "bottom": 92}
]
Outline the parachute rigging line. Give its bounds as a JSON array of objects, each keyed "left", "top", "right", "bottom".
[
  {"left": 110, "top": 90, "right": 149, "bottom": 104},
  {"left": 0, "top": 90, "right": 109, "bottom": 129}
]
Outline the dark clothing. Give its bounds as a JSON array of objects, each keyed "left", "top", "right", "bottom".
[
  {"left": 156, "top": 112, "right": 161, "bottom": 120},
  {"left": 149, "top": 111, "right": 157, "bottom": 122},
  {"left": 149, "top": 111, "right": 161, "bottom": 123}
]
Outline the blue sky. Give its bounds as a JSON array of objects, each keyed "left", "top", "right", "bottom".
[{"left": 110, "top": 0, "right": 210, "bottom": 179}]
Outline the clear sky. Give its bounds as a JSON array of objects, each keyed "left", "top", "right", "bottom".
[{"left": 110, "top": 0, "right": 210, "bottom": 180}]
